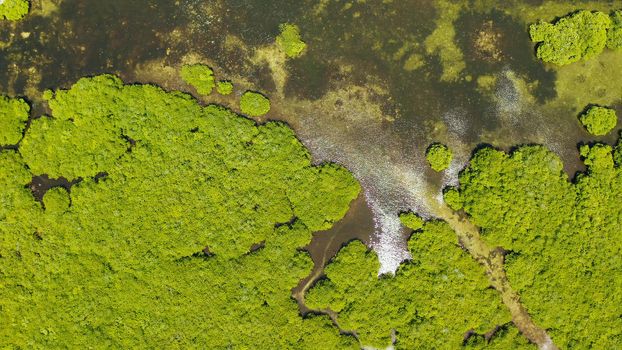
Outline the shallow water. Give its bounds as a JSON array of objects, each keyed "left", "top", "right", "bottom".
[{"left": 2, "top": 0, "right": 621, "bottom": 273}]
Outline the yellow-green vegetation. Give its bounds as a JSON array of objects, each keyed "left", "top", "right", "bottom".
[
  {"left": 1, "top": 75, "right": 362, "bottom": 348},
  {"left": 398, "top": 210, "right": 424, "bottom": 231},
  {"left": 180, "top": 63, "right": 215, "bottom": 95},
  {"left": 276, "top": 23, "right": 307, "bottom": 58},
  {"left": 426, "top": 142, "right": 453, "bottom": 171},
  {"left": 607, "top": 10, "right": 622, "bottom": 49},
  {"left": 424, "top": 0, "right": 465, "bottom": 81},
  {"left": 216, "top": 80, "right": 234, "bottom": 95},
  {"left": 443, "top": 186, "right": 463, "bottom": 210},
  {"left": 455, "top": 143, "right": 622, "bottom": 348},
  {"left": 0, "top": 0, "right": 29, "bottom": 21},
  {"left": 529, "top": 10, "right": 611, "bottom": 65},
  {"left": 305, "top": 222, "right": 530, "bottom": 349},
  {"left": 579, "top": 105, "right": 617, "bottom": 135},
  {"left": 240, "top": 90, "right": 271, "bottom": 117},
  {"left": 0, "top": 95, "right": 29, "bottom": 145}
]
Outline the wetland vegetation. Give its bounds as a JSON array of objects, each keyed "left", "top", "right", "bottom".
[{"left": 1, "top": 0, "right": 622, "bottom": 349}]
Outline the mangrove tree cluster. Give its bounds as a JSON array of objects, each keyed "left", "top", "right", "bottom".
[
  {"left": 1, "top": 75, "right": 362, "bottom": 348},
  {"left": 530, "top": 10, "right": 622, "bottom": 65},
  {"left": 305, "top": 220, "right": 531, "bottom": 349},
  {"left": 452, "top": 142, "right": 622, "bottom": 348}
]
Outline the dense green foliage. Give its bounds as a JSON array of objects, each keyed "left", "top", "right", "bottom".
[
  {"left": 0, "top": 0, "right": 29, "bottom": 21},
  {"left": 305, "top": 221, "right": 529, "bottom": 349},
  {"left": 276, "top": 23, "right": 307, "bottom": 58},
  {"left": 1, "top": 75, "right": 362, "bottom": 348},
  {"left": 240, "top": 90, "right": 271, "bottom": 117},
  {"left": 0, "top": 95, "right": 29, "bottom": 145},
  {"left": 456, "top": 143, "right": 622, "bottom": 348},
  {"left": 608, "top": 10, "right": 622, "bottom": 49},
  {"left": 443, "top": 186, "right": 463, "bottom": 210},
  {"left": 398, "top": 210, "right": 424, "bottom": 231},
  {"left": 426, "top": 142, "right": 453, "bottom": 171},
  {"left": 530, "top": 10, "right": 611, "bottom": 65},
  {"left": 579, "top": 105, "right": 617, "bottom": 135},
  {"left": 216, "top": 80, "right": 234, "bottom": 95},
  {"left": 180, "top": 63, "right": 215, "bottom": 95}
]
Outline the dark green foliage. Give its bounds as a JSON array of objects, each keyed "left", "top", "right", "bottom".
[
  {"left": 443, "top": 186, "right": 463, "bottom": 210},
  {"left": 277, "top": 23, "right": 307, "bottom": 58},
  {"left": 305, "top": 221, "right": 519, "bottom": 349},
  {"left": 579, "top": 105, "right": 617, "bottom": 136},
  {"left": 0, "top": 95, "right": 29, "bottom": 145},
  {"left": 180, "top": 63, "right": 215, "bottom": 95},
  {"left": 456, "top": 143, "right": 622, "bottom": 348},
  {"left": 426, "top": 142, "right": 453, "bottom": 171},
  {"left": 240, "top": 91, "right": 271, "bottom": 117},
  {"left": 0, "top": 0, "right": 29, "bottom": 21},
  {"left": 529, "top": 10, "right": 611, "bottom": 65},
  {"left": 607, "top": 10, "right": 622, "bottom": 49},
  {"left": 2, "top": 75, "right": 361, "bottom": 348}
]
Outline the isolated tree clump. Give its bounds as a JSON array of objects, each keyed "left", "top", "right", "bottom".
[
  {"left": 1, "top": 75, "right": 362, "bottom": 348},
  {"left": 579, "top": 105, "right": 617, "bottom": 135},
  {"left": 529, "top": 10, "right": 611, "bottom": 65},
  {"left": 216, "top": 80, "right": 234, "bottom": 95},
  {"left": 305, "top": 221, "right": 530, "bottom": 349},
  {"left": 426, "top": 142, "right": 453, "bottom": 171},
  {"left": 0, "top": 95, "right": 29, "bottom": 145},
  {"left": 0, "top": 0, "right": 29, "bottom": 21},
  {"left": 455, "top": 143, "right": 622, "bottom": 348},
  {"left": 240, "top": 90, "right": 271, "bottom": 117},
  {"left": 180, "top": 63, "right": 216, "bottom": 95},
  {"left": 276, "top": 23, "right": 307, "bottom": 58}
]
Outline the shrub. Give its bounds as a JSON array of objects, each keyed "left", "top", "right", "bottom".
[
  {"left": 276, "top": 23, "right": 307, "bottom": 58},
  {"left": 180, "top": 64, "right": 215, "bottom": 95},
  {"left": 216, "top": 80, "right": 233, "bottom": 95},
  {"left": 426, "top": 143, "right": 453, "bottom": 171},
  {"left": 240, "top": 91, "right": 270, "bottom": 117},
  {"left": 579, "top": 105, "right": 617, "bottom": 136}
]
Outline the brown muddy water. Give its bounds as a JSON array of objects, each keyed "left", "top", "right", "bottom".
[{"left": 2, "top": 0, "right": 622, "bottom": 339}]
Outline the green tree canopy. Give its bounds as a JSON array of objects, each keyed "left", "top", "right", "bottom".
[
  {"left": 216, "top": 80, "right": 234, "bottom": 95},
  {"left": 607, "top": 10, "right": 622, "bottom": 49},
  {"left": 276, "top": 23, "right": 307, "bottom": 58},
  {"left": 426, "top": 142, "right": 453, "bottom": 171},
  {"left": 530, "top": 10, "right": 611, "bottom": 65},
  {"left": 305, "top": 221, "right": 529, "bottom": 349},
  {"left": 0, "top": 94, "right": 29, "bottom": 145},
  {"left": 180, "top": 63, "right": 216, "bottom": 95},
  {"left": 1, "top": 75, "right": 361, "bottom": 348},
  {"left": 579, "top": 105, "right": 618, "bottom": 136},
  {"left": 455, "top": 143, "right": 622, "bottom": 348},
  {"left": 0, "top": 0, "right": 29, "bottom": 21},
  {"left": 240, "top": 90, "right": 271, "bottom": 117}
]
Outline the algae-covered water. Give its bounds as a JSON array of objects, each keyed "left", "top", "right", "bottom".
[{"left": 2, "top": 0, "right": 622, "bottom": 273}]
